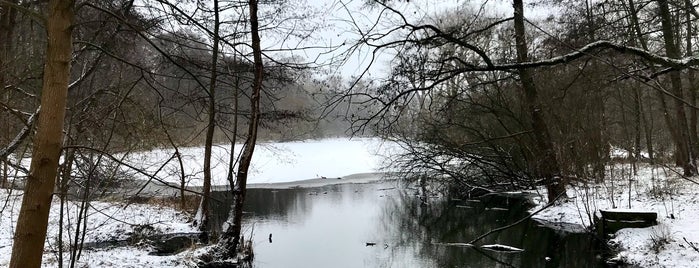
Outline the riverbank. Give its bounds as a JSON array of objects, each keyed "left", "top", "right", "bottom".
[
  {"left": 0, "top": 187, "right": 199, "bottom": 267},
  {"left": 529, "top": 163, "right": 699, "bottom": 267}
]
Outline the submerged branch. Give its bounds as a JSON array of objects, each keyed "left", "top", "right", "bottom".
[{"left": 468, "top": 191, "right": 565, "bottom": 245}]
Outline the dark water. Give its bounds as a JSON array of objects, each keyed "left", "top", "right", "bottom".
[{"left": 211, "top": 181, "right": 605, "bottom": 268}]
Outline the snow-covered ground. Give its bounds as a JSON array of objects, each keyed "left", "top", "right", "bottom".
[
  {"left": 530, "top": 163, "right": 699, "bottom": 267},
  {"left": 123, "top": 137, "right": 399, "bottom": 187},
  {"left": 0, "top": 188, "right": 197, "bottom": 267}
]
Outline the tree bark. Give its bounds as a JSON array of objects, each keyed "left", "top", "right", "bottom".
[
  {"left": 513, "top": 0, "right": 565, "bottom": 203},
  {"left": 219, "top": 0, "right": 263, "bottom": 257},
  {"left": 658, "top": 0, "right": 696, "bottom": 176},
  {"left": 9, "top": 0, "right": 74, "bottom": 267}
]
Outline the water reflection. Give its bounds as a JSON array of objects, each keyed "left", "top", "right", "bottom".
[{"left": 210, "top": 181, "right": 604, "bottom": 268}]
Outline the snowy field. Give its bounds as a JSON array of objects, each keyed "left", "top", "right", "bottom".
[
  {"left": 530, "top": 163, "right": 699, "bottom": 267},
  {"left": 122, "top": 137, "right": 399, "bottom": 187}
]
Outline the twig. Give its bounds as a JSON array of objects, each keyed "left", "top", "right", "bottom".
[
  {"left": 657, "top": 163, "right": 699, "bottom": 186},
  {"left": 684, "top": 237, "right": 699, "bottom": 253}
]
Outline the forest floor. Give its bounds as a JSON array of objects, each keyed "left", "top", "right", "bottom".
[{"left": 530, "top": 163, "right": 699, "bottom": 267}]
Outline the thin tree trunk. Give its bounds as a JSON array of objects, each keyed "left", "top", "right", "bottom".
[
  {"left": 227, "top": 49, "right": 241, "bottom": 187},
  {"left": 57, "top": 148, "right": 74, "bottom": 268},
  {"left": 658, "top": 0, "right": 696, "bottom": 176},
  {"left": 9, "top": 0, "right": 74, "bottom": 267},
  {"left": 628, "top": 0, "right": 663, "bottom": 165},
  {"left": 220, "top": 0, "right": 263, "bottom": 257},
  {"left": 633, "top": 87, "right": 642, "bottom": 163},
  {"left": 685, "top": 0, "right": 698, "bottom": 158},
  {"left": 198, "top": 0, "right": 221, "bottom": 243},
  {"left": 0, "top": 0, "right": 18, "bottom": 189},
  {"left": 513, "top": 0, "right": 565, "bottom": 203}
]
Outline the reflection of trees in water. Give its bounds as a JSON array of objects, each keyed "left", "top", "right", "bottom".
[
  {"left": 211, "top": 182, "right": 602, "bottom": 267},
  {"left": 378, "top": 190, "right": 521, "bottom": 267},
  {"left": 210, "top": 183, "right": 365, "bottom": 231},
  {"left": 210, "top": 188, "right": 310, "bottom": 231},
  {"left": 379, "top": 190, "right": 603, "bottom": 268}
]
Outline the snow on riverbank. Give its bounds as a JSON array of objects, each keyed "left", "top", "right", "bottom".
[
  {"left": 0, "top": 188, "right": 197, "bottom": 267},
  {"left": 530, "top": 163, "right": 699, "bottom": 267},
  {"left": 123, "top": 137, "right": 399, "bottom": 187}
]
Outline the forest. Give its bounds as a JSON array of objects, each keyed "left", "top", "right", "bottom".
[{"left": 2, "top": 0, "right": 699, "bottom": 267}]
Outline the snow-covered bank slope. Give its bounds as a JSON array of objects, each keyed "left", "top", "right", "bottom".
[
  {"left": 124, "top": 137, "right": 399, "bottom": 187},
  {"left": 530, "top": 164, "right": 699, "bottom": 267},
  {"left": 0, "top": 189, "right": 196, "bottom": 267}
]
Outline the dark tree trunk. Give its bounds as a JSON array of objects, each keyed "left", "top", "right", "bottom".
[
  {"left": 219, "top": 0, "right": 263, "bottom": 258},
  {"left": 0, "top": 0, "right": 18, "bottom": 188},
  {"left": 9, "top": 0, "right": 74, "bottom": 267},
  {"left": 685, "top": 0, "right": 699, "bottom": 158},
  {"left": 513, "top": 0, "right": 565, "bottom": 203},
  {"left": 658, "top": 0, "right": 696, "bottom": 176},
  {"left": 198, "top": 0, "right": 221, "bottom": 243}
]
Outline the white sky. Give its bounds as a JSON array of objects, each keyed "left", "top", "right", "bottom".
[
  {"left": 136, "top": 0, "right": 557, "bottom": 79},
  {"left": 272, "top": 0, "right": 557, "bottom": 79}
]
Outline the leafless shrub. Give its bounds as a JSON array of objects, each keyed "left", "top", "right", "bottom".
[{"left": 649, "top": 224, "right": 672, "bottom": 253}]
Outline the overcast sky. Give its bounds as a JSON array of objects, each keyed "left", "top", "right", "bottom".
[
  {"left": 138, "top": 0, "right": 557, "bottom": 80},
  {"left": 264, "top": 0, "right": 557, "bottom": 79}
]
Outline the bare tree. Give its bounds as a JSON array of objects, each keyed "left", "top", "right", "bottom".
[
  {"left": 217, "top": 0, "right": 263, "bottom": 259},
  {"left": 657, "top": 0, "right": 696, "bottom": 176},
  {"left": 197, "top": 0, "right": 222, "bottom": 243},
  {"left": 513, "top": 0, "right": 566, "bottom": 202}
]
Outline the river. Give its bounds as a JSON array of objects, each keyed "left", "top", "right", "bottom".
[{"left": 210, "top": 180, "right": 605, "bottom": 268}]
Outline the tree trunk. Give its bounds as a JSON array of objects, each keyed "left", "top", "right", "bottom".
[
  {"left": 219, "top": 0, "right": 263, "bottom": 257},
  {"left": 0, "top": 0, "right": 18, "bottom": 188},
  {"left": 658, "top": 0, "right": 696, "bottom": 176},
  {"left": 685, "top": 0, "right": 698, "bottom": 158},
  {"left": 513, "top": 0, "right": 565, "bottom": 203},
  {"left": 628, "top": 0, "right": 666, "bottom": 165},
  {"left": 9, "top": 0, "right": 74, "bottom": 267},
  {"left": 227, "top": 44, "right": 241, "bottom": 187},
  {"left": 197, "top": 0, "right": 221, "bottom": 243}
]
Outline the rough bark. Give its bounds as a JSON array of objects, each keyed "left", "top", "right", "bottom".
[
  {"left": 9, "top": 0, "right": 74, "bottom": 267},
  {"left": 658, "top": 0, "right": 696, "bottom": 176},
  {"left": 513, "top": 0, "right": 565, "bottom": 203},
  {"left": 219, "top": 0, "right": 263, "bottom": 257}
]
